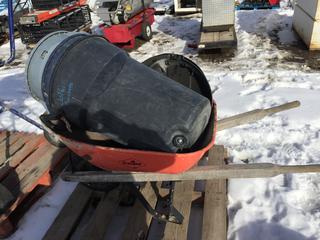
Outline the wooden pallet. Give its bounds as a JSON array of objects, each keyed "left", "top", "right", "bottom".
[
  {"left": 0, "top": 131, "right": 68, "bottom": 238},
  {"left": 44, "top": 146, "right": 228, "bottom": 240},
  {"left": 198, "top": 26, "right": 237, "bottom": 51}
]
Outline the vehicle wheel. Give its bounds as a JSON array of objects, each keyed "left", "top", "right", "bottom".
[
  {"left": 141, "top": 22, "right": 153, "bottom": 41},
  {"left": 44, "top": 131, "right": 65, "bottom": 148},
  {"left": 166, "top": 5, "right": 175, "bottom": 15},
  {"left": 81, "top": 182, "right": 118, "bottom": 192}
]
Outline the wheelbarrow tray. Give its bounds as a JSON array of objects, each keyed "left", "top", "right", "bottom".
[{"left": 52, "top": 102, "right": 216, "bottom": 174}]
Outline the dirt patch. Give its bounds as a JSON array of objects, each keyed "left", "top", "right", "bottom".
[
  {"left": 198, "top": 48, "right": 237, "bottom": 63},
  {"left": 277, "top": 42, "right": 320, "bottom": 71}
]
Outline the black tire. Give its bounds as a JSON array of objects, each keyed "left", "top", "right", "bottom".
[
  {"left": 81, "top": 182, "right": 118, "bottom": 192},
  {"left": 117, "top": 14, "right": 126, "bottom": 24},
  {"left": 166, "top": 5, "right": 175, "bottom": 15},
  {"left": 44, "top": 131, "right": 65, "bottom": 148},
  {"left": 141, "top": 22, "right": 153, "bottom": 41}
]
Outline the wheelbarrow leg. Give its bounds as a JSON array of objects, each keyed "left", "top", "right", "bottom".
[{"left": 127, "top": 183, "right": 184, "bottom": 224}]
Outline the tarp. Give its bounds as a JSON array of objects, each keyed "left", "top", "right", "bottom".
[{"left": 0, "top": 0, "right": 8, "bottom": 12}]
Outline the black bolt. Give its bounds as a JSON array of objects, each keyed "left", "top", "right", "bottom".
[{"left": 173, "top": 135, "right": 187, "bottom": 148}]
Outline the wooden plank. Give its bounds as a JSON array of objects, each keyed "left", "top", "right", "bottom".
[
  {"left": 199, "top": 26, "right": 236, "bottom": 50},
  {"left": 80, "top": 188, "right": 121, "bottom": 240},
  {"left": 163, "top": 180, "right": 194, "bottom": 240},
  {"left": 0, "top": 144, "right": 67, "bottom": 222},
  {"left": 0, "top": 134, "right": 21, "bottom": 159},
  {"left": 122, "top": 183, "right": 159, "bottom": 240},
  {"left": 0, "top": 134, "right": 31, "bottom": 165},
  {"left": 43, "top": 184, "right": 93, "bottom": 240},
  {"left": 0, "top": 132, "right": 10, "bottom": 143},
  {"left": 0, "top": 135, "right": 43, "bottom": 180},
  {"left": 17, "top": 145, "right": 67, "bottom": 194},
  {"left": 0, "top": 142, "right": 67, "bottom": 196},
  {"left": 7, "top": 134, "right": 43, "bottom": 168},
  {"left": 202, "top": 145, "right": 227, "bottom": 240},
  {"left": 220, "top": 30, "right": 234, "bottom": 41}
]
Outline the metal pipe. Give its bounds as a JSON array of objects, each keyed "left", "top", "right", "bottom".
[
  {"left": 0, "top": 0, "right": 16, "bottom": 67},
  {"left": 0, "top": 100, "right": 45, "bottom": 130},
  {"left": 6, "top": 0, "right": 15, "bottom": 64}
]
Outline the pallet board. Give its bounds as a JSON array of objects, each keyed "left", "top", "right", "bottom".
[
  {"left": 198, "top": 27, "right": 237, "bottom": 50},
  {"left": 45, "top": 146, "right": 228, "bottom": 239},
  {"left": 202, "top": 145, "right": 227, "bottom": 240},
  {"left": 0, "top": 131, "right": 68, "bottom": 238}
]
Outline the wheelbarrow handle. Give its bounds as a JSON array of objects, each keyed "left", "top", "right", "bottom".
[
  {"left": 217, "top": 101, "right": 301, "bottom": 131},
  {"left": 0, "top": 100, "right": 45, "bottom": 131}
]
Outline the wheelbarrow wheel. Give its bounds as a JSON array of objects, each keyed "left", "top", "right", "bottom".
[
  {"left": 81, "top": 182, "right": 118, "bottom": 192},
  {"left": 141, "top": 22, "right": 153, "bottom": 41},
  {"left": 44, "top": 131, "right": 65, "bottom": 148}
]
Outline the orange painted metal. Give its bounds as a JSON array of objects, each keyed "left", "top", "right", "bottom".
[
  {"left": 61, "top": 102, "right": 217, "bottom": 174},
  {"left": 24, "top": 0, "right": 87, "bottom": 24},
  {"left": 37, "top": 170, "right": 53, "bottom": 186},
  {"left": 0, "top": 219, "right": 14, "bottom": 238}
]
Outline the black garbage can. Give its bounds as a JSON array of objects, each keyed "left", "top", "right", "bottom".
[{"left": 26, "top": 31, "right": 211, "bottom": 152}]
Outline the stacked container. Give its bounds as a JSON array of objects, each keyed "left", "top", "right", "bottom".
[
  {"left": 202, "top": 0, "right": 234, "bottom": 31},
  {"left": 293, "top": 0, "right": 320, "bottom": 50}
]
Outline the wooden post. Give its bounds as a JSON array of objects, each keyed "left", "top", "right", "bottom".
[{"left": 202, "top": 145, "right": 227, "bottom": 240}]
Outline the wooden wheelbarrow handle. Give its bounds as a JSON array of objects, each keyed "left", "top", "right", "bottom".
[
  {"left": 217, "top": 101, "right": 301, "bottom": 131},
  {"left": 61, "top": 162, "right": 320, "bottom": 182},
  {"left": 0, "top": 100, "right": 301, "bottom": 143}
]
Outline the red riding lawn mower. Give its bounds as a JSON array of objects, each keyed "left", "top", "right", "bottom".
[{"left": 96, "top": 0, "right": 155, "bottom": 48}]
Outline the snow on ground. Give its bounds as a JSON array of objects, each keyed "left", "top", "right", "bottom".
[{"left": 1, "top": 5, "right": 320, "bottom": 240}]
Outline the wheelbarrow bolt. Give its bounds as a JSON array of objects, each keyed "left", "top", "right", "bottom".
[{"left": 173, "top": 135, "right": 188, "bottom": 148}]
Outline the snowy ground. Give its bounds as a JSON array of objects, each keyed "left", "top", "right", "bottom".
[{"left": 1, "top": 4, "right": 320, "bottom": 240}]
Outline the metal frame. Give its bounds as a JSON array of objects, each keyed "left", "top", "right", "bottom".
[{"left": 128, "top": 183, "right": 184, "bottom": 224}]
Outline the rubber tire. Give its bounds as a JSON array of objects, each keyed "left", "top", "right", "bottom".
[
  {"left": 166, "top": 5, "right": 175, "bottom": 15},
  {"left": 141, "top": 22, "right": 153, "bottom": 41},
  {"left": 81, "top": 182, "right": 118, "bottom": 192}
]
